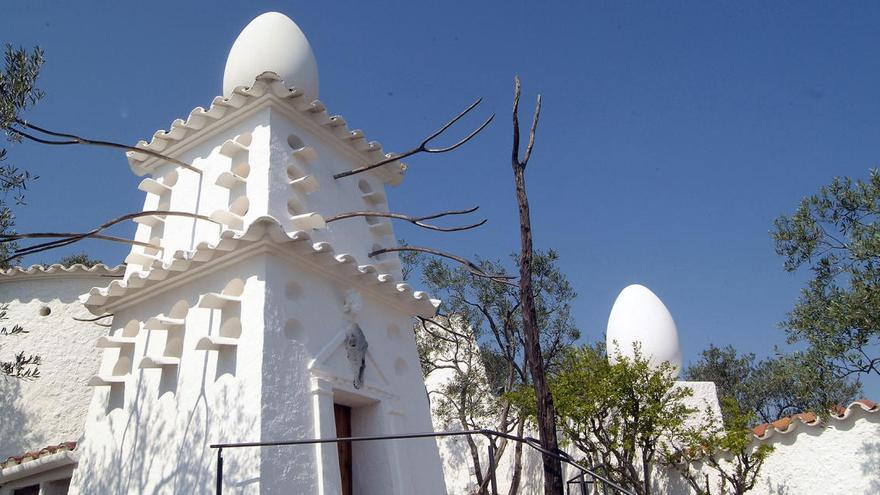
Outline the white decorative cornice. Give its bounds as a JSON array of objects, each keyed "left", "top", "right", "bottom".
[
  {"left": 127, "top": 72, "right": 405, "bottom": 184},
  {"left": 82, "top": 216, "right": 438, "bottom": 318}
]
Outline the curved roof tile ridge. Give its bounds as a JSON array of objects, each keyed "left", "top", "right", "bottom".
[
  {"left": 751, "top": 399, "right": 879, "bottom": 441},
  {"left": 1, "top": 441, "right": 77, "bottom": 469},
  {"left": 0, "top": 263, "right": 125, "bottom": 278},
  {"left": 126, "top": 72, "right": 405, "bottom": 184},
  {"left": 82, "top": 216, "right": 439, "bottom": 318}
]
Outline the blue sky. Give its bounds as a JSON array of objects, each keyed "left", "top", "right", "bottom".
[{"left": 3, "top": 2, "right": 879, "bottom": 392}]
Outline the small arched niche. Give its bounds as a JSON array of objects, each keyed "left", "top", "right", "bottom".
[
  {"left": 284, "top": 319, "right": 305, "bottom": 341},
  {"left": 229, "top": 196, "right": 250, "bottom": 216},
  {"left": 112, "top": 356, "right": 132, "bottom": 376},
  {"left": 219, "top": 317, "right": 242, "bottom": 339},
  {"left": 164, "top": 334, "right": 184, "bottom": 357},
  {"left": 222, "top": 278, "right": 246, "bottom": 297},
  {"left": 236, "top": 132, "right": 253, "bottom": 148},
  {"left": 231, "top": 162, "right": 250, "bottom": 179},
  {"left": 287, "top": 197, "right": 304, "bottom": 216},
  {"left": 121, "top": 320, "right": 141, "bottom": 338},
  {"left": 287, "top": 134, "right": 306, "bottom": 151},
  {"left": 162, "top": 170, "right": 179, "bottom": 188},
  {"left": 144, "top": 236, "right": 162, "bottom": 256},
  {"left": 168, "top": 300, "right": 190, "bottom": 320}
]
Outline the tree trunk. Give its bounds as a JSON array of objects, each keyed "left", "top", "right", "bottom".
[
  {"left": 507, "top": 417, "right": 526, "bottom": 495},
  {"left": 511, "top": 76, "right": 563, "bottom": 495}
]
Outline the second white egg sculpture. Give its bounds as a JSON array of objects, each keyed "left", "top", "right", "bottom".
[{"left": 606, "top": 284, "right": 682, "bottom": 377}]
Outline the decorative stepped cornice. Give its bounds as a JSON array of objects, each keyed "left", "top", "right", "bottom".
[
  {"left": 127, "top": 72, "right": 406, "bottom": 185},
  {"left": 82, "top": 217, "right": 439, "bottom": 318}
]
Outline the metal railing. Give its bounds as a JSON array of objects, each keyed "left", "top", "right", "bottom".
[{"left": 209, "top": 428, "right": 634, "bottom": 495}]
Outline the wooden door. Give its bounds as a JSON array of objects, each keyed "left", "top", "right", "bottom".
[{"left": 334, "top": 403, "right": 353, "bottom": 495}]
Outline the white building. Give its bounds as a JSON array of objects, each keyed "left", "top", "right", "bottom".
[
  {"left": 3, "top": 12, "right": 446, "bottom": 495},
  {"left": 1, "top": 11, "right": 878, "bottom": 495}
]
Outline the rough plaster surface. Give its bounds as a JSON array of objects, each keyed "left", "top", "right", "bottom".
[
  {"left": 0, "top": 273, "right": 115, "bottom": 460},
  {"left": 661, "top": 409, "right": 880, "bottom": 495}
]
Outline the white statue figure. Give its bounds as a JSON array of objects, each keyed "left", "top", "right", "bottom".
[{"left": 343, "top": 290, "right": 368, "bottom": 389}]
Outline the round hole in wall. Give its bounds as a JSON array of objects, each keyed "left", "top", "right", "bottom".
[
  {"left": 358, "top": 179, "right": 372, "bottom": 194},
  {"left": 284, "top": 319, "right": 305, "bottom": 341},
  {"left": 394, "top": 358, "right": 409, "bottom": 376},
  {"left": 285, "top": 281, "right": 303, "bottom": 300},
  {"left": 287, "top": 134, "right": 305, "bottom": 151},
  {"left": 38, "top": 306, "right": 51, "bottom": 317},
  {"left": 387, "top": 324, "right": 401, "bottom": 340}
]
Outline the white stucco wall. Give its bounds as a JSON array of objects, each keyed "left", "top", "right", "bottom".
[
  {"left": 659, "top": 407, "right": 880, "bottom": 495},
  {"left": 0, "top": 266, "right": 123, "bottom": 461},
  {"left": 68, "top": 81, "right": 444, "bottom": 494}
]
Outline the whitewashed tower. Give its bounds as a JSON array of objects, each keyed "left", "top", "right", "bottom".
[{"left": 69, "top": 12, "right": 446, "bottom": 494}]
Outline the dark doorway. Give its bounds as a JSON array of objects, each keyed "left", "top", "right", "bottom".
[{"left": 334, "top": 403, "right": 353, "bottom": 495}]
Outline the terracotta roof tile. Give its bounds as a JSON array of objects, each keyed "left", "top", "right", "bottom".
[
  {"left": 750, "top": 399, "right": 879, "bottom": 441},
  {"left": 1, "top": 442, "right": 76, "bottom": 470}
]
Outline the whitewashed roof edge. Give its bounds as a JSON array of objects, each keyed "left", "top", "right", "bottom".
[{"left": 126, "top": 72, "right": 405, "bottom": 184}]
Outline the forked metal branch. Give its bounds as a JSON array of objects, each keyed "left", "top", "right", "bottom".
[
  {"left": 325, "top": 206, "right": 486, "bottom": 232},
  {"left": 2, "top": 210, "right": 218, "bottom": 262},
  {"left": 333, "top": 98, "right": 494, "bottom": 180},
  {"left": 11, "top": 119, "right": 200, "bottom": 173},
  {"left": 368, "top": 245, "right": 515, "bottom": 285}
]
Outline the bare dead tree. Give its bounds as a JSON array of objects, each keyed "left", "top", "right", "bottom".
[
  {"left": 332, "top": 98, "right": 494, "bottom": 180},
  {"left": 326, "top": 206, "right": 487, "bottom": 232},
  {"left": 510, "top": 76, "right": 563, "bottom": 495}
]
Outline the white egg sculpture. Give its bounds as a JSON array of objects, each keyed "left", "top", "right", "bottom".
[
  {"left": 606, "top": 284, "right": 682, "bottom": 376},
  {"left": 223, "top": 12, "right": 319, "bottom": 100}
]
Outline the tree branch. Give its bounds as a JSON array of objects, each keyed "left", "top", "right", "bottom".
[
  {"left": 332, "top": 98, "right": 494, "bottom": 180},
  {"left": 12, "top": 119, "right": 200, "bottom": 173},
  {"left": 325, "top": 206, "right": 486, "bottom": 232},
  {"left": 369, "top": 245, "right": 516, "bottom": 285},
  {"left": 3, "top": 210, "right": 217, "bottom": 262}
]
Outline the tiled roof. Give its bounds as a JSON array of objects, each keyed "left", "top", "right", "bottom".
[
  {"left": 751, "top": 399, "right": 878, "bottom": 440},
  {"left": 127, "top": 72, "right": 405, "bottom": 184},
  {"left": 0, "top": 263, "right": 124, "bottom": 279},
  {"left": 82, "top": 216, "right": 439, "bottom": 318},
  {"left": 1, "top": 442, "right": 76, "bottom": 469}
]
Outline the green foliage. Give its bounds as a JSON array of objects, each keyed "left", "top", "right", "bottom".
[
  {"left": 773, "top": 170, "right": 880, "bottom": 377},
  {"left": 0, "top": 44, "right": 45, "bottom": 268},
  {"left": 685, "top": 344, "right": 860, "bottom": 423},
  {"left": 418, "top": 249, "right": 578, "bottom": 393},
  {"left": 543, "top": 343, "right": 693, "bottom": 495},
  {"left": 667, "top": 398, "right": 774, "bottom": 495},
  {"left": 57, "top": 252, "right": 104, "bottom": 268},
  {"left": 413, "top": 249, "right": 578, "bottom": 494}
]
